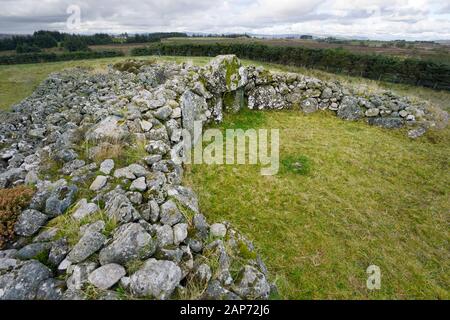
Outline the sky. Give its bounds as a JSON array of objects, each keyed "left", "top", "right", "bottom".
[{"left": 1, "top": 0, "right": 449, "bottom": 40}]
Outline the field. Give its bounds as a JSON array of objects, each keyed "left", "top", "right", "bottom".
[
  {"left": 0, "top": 56, "right": 449, "bottom": 299},
  {"left": 160, "top": 37, "right": 450, "bottom": 65}
]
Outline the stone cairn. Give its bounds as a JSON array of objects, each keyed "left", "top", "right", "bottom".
[{"left": 0, "top": 55, "right": 446, "bottom": 300}]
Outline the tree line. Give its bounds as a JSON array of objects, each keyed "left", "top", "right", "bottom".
[
  {"left": 0, "top": 31, "right": 188, "bottom": 53},
  {"left": 132, "top": 43, "right": 450, "bottom": 90},
  {"left": 0, "top": 50, "right": 124, "bottom": 65}
]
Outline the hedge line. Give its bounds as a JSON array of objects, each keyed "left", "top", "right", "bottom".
[
  {"left": 0, "top": 50, "right": 124, "bottom": 65},
  {"left": 132, "top": 43, "right": 450, "bottom": 91}
]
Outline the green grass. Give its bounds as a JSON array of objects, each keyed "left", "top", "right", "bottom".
[{"left": 185, "top": 111, "right": 450, "bottom": 300}]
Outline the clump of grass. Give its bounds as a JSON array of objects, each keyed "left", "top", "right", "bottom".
[
  {"left": 48, "top": 209, "right": 117, "bottom": 247},
  {"left": 0, "top": 186, "right": 35, "bottom": 248},
  {"left": 125, "top": 259, "right": 145, "bottom": 275},
  {"left": 280, "top": 155, "right": 311, "bottom": 176}
]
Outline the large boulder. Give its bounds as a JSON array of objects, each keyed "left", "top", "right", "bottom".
[
  {"left": 181, "top": 90, "right": 209, "bottom": 146},
  {"left": 0, "top": 260, "right": 52, "bottom": 300},
  {"left": 129, "top": 258, "right": 182, "bottom": 299},
  {"left": 337, "top": 96, "right": 363, "bottom": 120},
  {"left": 202, "top": 55, "right": 248, "bottom": 94},
  {"left": 86, "top": 116, "right": 129, "bottom": 142},
  {"left": 99, "top": 223, "right": 156, "bottom": 265}
]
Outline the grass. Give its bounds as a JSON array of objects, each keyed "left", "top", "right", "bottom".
[{"left": 184, "top": 110, "right": 450, "bottom": 300}]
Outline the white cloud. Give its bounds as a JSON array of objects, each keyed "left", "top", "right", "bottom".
[{"left": 0, "top": 0, "right": 448, "bottom": 40}]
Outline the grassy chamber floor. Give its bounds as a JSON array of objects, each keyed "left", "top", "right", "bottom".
[
  {"left": 184, "top": 110, "right": 450, "bottom": 300},
  {"left": 0, "top": 56, "right": 448, "bottom": 299}
]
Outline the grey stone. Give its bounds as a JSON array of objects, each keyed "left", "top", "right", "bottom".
[
  {"left": 14, "top": 209, "right": 48, "bottom": 237},
  {"left": 368, "top": 117, "right": 404, "bottom": 129},
  {"left": 337, "top": 96, "right": 363, "bottom": 120},
  {"left": 100, "top": 159, "right": 115, "bottom": 175},
  {"left": 301, "top": 98, "right": 318, "bottom": 114},
  {"left": 88, "top": 264, "right": 126, "bottom": 290},
  {"left": 130, "top": 177, "right": 147, "bottom": 192},
  {"left": 105, "top": 192, "right": 139, "bottom": 224},
  {"left": 232, "top": 265, "right": 271, "bottom": 299},
  {"left": 99, "top": 223, "right": 155, "bottom": 265},
  {"left": 127, "top": 164, "right": 148, "bottom": 178},
  {"left": 66, "top": 262, "right": 97, "bottom": 290},
  {"left": 0, "top": 260, "right": 52, "bottom": 300},
  {"left": 86, "top": 116, "right": 129, "bottom": 142},
  {"left": 67, "top": 221, "right": 106, "bottom": 264},
  {"left": 45, "top": 184, "right": 78, "bottom": 217},
  {"left": 173, "top": 223, "right": 188, "bottom": 245},
  {"left": 36, "top": 278, "right": 64, "bottom": 300},
  {"left": 202, "top": 280, "right": 241, "bottom": 300},
  {"left": 155, "top": 224, "right": 174, "bottom": 248},
  {"left": 146, "top": 140, "right": 170, "bottom": 156},
  {"left": 154, "top": 106, "right": 173, "bottom": 121},
  {"left": 90, "top": 175, "right": 108, "bottom": 191},
  {"left": 129, "top": 258, "right": 182, "bottom": 300},
  {"left": 408, "top": 127, "right": 427, "bottom": 139},
  {"left": 72, "top": 199, "right": 99, "bottom": 220},
  {"left": 48, "top": 238, "right": 69, "bottom": 266},
  {"left": 114, "top": 167, "right": 136, "bottom": 180},
  {"left": 16, "top": 242, "right": 52, "bottom": 260},
  {"left": 210, "top": 223, "right": 227, "bottom": 238},
  {"left": 160, "top": 200, "right": 183, "bottom": 226}
]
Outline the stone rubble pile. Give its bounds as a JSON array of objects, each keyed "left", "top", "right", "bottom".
[{"left": 0, "top": 55, "right": 446, "bottom": 300}]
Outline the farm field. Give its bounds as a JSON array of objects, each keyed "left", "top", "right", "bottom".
[{"left": 0, "top": 56, "right": 448, "bottom": 299}]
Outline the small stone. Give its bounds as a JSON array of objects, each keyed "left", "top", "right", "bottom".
[
  {"left": 130, "top": 177, "right": 147, "bottom": 192},
  {"left": 154, "top": 106, "right": 173, "bottom": 121},
  {"left": 210, "top": 223, "right": 227, "bottom": 238},
  {"left": 408, "top": 127, "right": 426, "bottom": 139},
  {"left": 88, "top": 264, "right": 126, "bottom": 290},
  {"left": 173, "top": 223, "right": 188, "bottom": 245},
  {"left": 140, "top": 120, "right": 153, "bottom": 132},
  {"left": 114, "top": 167, "right": 136, "bottom": 180},
  {"left": 365, "top": 108, "right": 380, "bottom": 117},
  {"left": 100, "top": 159, "right": 115, "bottom": 175},
  {"left": 160, "top": 200, "right": 183, "bottom": 226},
  {"left": 232, "top": 265, "right": 271, "bottom": 299},
  {"left": 399, "top": 110, "right": 409, "bottom": 118},
  {"left": 72, "top": 199, "right": 99, "bottom": 220},
  {"left": 90, "top": 176, "right": 108, "bottom": 191},
  {"left": 127, "top": 164, "right": 147, "bottom": 178}
]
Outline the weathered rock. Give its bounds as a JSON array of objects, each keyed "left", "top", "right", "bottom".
[
  {"left": 72, "top": 199, "right": 99, "bottom": 220},
  {"left": 36, "top": 278, "right": 64, "bottom": 300},
  {"left": 104, "top": 192, "right": 139, "bottom": 224},
  {"left": 173, "top": 223, "right": 188, "bottom": 245},
  {"left": 210, "top": 223, "right": 227, "bottom": 238},
  {"left": 129, "top": 258, "right": 182, "bottom": 299},
  {"left": 337, "top": 96, "right": 363, "bottom": 121},
  {"left": 45, "top": 184, "right": 78, "bottom": 217},
  {"left": 130, "top": 177, "right": 147, "bottom": 192},
  {"left": 90, "top": 175, "right": 108, "bottom": 191},
  {"left": 67, "top": 221, "right": 106, "bottom": 264},
  {"left": 368, "top": 117, "right": 404, "bottom": 129},
  {"left": 181, "top": 90, "right": 209, "bottom": 146},
  {"left": 301, "top": 98, "right": 318, "bottom": 114},
  {"left": 0, "top": 260, "right": 52, "bottom": 300},
  {"left": 232, "top": 265, "right": 271, "bottom": 299},
  {"left": 99, "top": 223, "right": 155, "bottom": 265},
  {"left": 88, "top": 264, "right": 126, "bottom": 290},
  {"left": 99, "top": 159, "right": 115, "bottom": 175},
  {"left": 86, "top": 116, "right": 129, "bottom": 142},
  {"left": 160, "top": 200, "right": 183, "bottom": 226},
  {"left": 14, "top": 209, "right": 48, "bottom": 237},
  {"left": 16, "top": 242, "right": 52, "bottom": 260}
]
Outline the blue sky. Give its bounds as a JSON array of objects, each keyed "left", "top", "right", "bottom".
[{"left": 1, "top": 0, "right": 449, "bottom": 40}]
